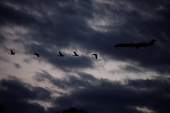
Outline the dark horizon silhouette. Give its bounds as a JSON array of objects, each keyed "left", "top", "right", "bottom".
[
  {"left": 57, "top": 107, "right": 88, "bottom": 113},
  {"left": 0, "top": 104, "right": 5, "bottom": 113},
  {"left": 114, "top": 39, "right": 157, "bottom": 49}
]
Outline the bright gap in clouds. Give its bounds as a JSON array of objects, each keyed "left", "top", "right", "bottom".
[{"left": 86, "top": 59, "right": 159, "bottom": 81}]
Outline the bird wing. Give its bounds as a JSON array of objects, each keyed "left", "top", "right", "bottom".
[
  {"left": 93, "top": 54, "right": 97, "bottom": 59},
  {"left": 11, "top": 50, "right": 14, "bottom": 54},
  {"left": 59, "top": 51, "right": 62, "bottom": 55},
  {"left": 74, "top": 52, "right": 78, "bottom": 55},
  {"left": 96, "top": 55, "right": 97, "bottom": 59}
]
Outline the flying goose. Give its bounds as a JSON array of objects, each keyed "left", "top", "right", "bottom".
[
  {"left": 9, "top": 50, "right": 15, "bottom": 55},
  {"left": 72, "top": 51, "right": 79, "bottom": 56},
  {"left": 58, "top": 51, "right": 64, "bottom": 57},
  {"left": 93, "top": 54, "right": 97, "bottom": 59},
  {"left": 33, "top": 53, "right": 40, "bottom": 57}
]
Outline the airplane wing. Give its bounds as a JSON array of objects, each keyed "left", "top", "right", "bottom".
[{"left": 115, "top": 44, "right": 134, "bottom": 47}]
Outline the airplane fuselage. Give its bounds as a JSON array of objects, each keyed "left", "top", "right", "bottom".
[{"left": 114, "top": 39, "right": 156, "bottom": 49}]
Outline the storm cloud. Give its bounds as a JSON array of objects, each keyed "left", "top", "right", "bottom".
[
  {"left": 0, "top": 0, "right": 170, "bottom": 113},
  {"left": 0, "top": 76, "right": 52, "bottom": 113},
  {"left": 35, "top": 72, "right": 170, "bottom": 113},
  {"left": 0, "top": 72, "right": 170, "bottom": 113},
  {"left": 0, "top": 0, "right": 170, "bottom": 73}
]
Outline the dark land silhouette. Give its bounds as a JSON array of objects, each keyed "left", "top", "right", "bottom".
[
  {"left": 114, "top": 39, "right": 157, "bottom": 49},
  {"left": 57, "top": 107, "right": 88, "bottom": 113},
  {"left": 0, "top": 104, "right": 5, "bottom": 113}
]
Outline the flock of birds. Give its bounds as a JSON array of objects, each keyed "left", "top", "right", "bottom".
[{"left": 9, "top": 50, "right": 98, "bottom": 59}]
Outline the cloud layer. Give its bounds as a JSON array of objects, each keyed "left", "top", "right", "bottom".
[
  {"left": 0, "top": 0, "right": 170, "bottom": 73},
  {"left": 1, "top": 74, "right": 170, "bottom": 113},
  {"left": 0, "top": 0, "right": 170, "bottom": 113}
]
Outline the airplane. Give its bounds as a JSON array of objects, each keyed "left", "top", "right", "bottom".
[
  {"left": 114, "top": 39, "right": 157, "bottom": 49},
  {"left": 58, "top": 51, "right": 64, "bottom": 57},
  {"left": 33, "top": 53, "right": 40, "bottom": 57},
  {"left": 9, "top": 50, "right": 15, "bottom": 55},
  {"left": 93, "top": 54, "right": 98, "bottom": 59},
  {"left": 72, "top": 51, "right": 79, "bottom": 56}
]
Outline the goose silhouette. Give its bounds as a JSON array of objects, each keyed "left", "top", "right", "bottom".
[
  {"left": 93, "top": 54, "right": 97, "bottom": 59},
  {"left": 58, "top": 51, "right": 64, "bottom": 57},
  {"left": 33, "top": 53, "right": 40, "bottom": 57},
  {"left": 9, "top": 50, "right": 15, "bottom": 55},
  {"left": 72, "top": 51, "right": 79, "bottom": 56}
]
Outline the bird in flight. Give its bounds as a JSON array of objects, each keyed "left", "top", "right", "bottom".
[
  {"left": 9, "top": 50, "right": 15, "bottom": 55},
  {"left": 93, "top": 54, "right": 97, "bottom": 59},
  {"left": 72, "top": 51, "right": 79, "bottom": 56},
  {"left": 114, "top": 39, "right": 157, "bottom": 49},
  {"left": 33, "top": 53, "right": 40, "bottom": 57},
  {"left": 58, "top": 51, "right": 64, "bottom": 57}
]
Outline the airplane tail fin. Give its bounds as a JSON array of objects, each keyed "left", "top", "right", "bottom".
[{"left": 149, "top": 39, "right": 157, "bottom": 45}]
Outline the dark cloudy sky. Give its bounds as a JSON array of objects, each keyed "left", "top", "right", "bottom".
[{"left": 0, "top": 0, "right": 170, "bottom": 113}]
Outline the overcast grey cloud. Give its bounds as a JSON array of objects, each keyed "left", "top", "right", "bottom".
[
  {"left": 0, "top": 34, "right": 6, "bottom": 44},
  {"left": 35, "top": 72, "right": 170, "bottom": 113},
  {"left": 121, "top": 65, "right": 144, "bottom": 73},
  {"left": 0, "top": 0, "right": 170, "bottom": 113},
  {"left": 0, "top": 55, "right": 10, "bottom": 62},
  {"left": 34, "top": 70, "right": 97, "bottom": 89},
  {"left": 0, "top": 0, "right": 169, "bottom": 73},
  {"left": 0, "top": 77, "right": 52, "bottom": 113},
  {"left": 14, "top": 63, "right": 22, "bottom": 69},
  {"left": 25, "top": 44, "right": 94, "bottom": 71},
  {"left": 1, "top": 74, "right": 170, "bottom": 113}
]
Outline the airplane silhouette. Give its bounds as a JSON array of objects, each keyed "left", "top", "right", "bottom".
[
  {"left": 9, "top": 50, "right": 15, "bottom": 55},
  {"left": 114, "top": 39, "right": 157, "bottom": 49},
  {"left": 58, "top": 51, "right": 64, "bottom": 57},
  {"left": 72, "top": 51, "right": 79, "bottom": 56},
  {"left": 93, "top": 54, "right": 97, "bottom": 59},
  {"left": 33, "top": 53, "right": 40, "bottom": 57}
]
